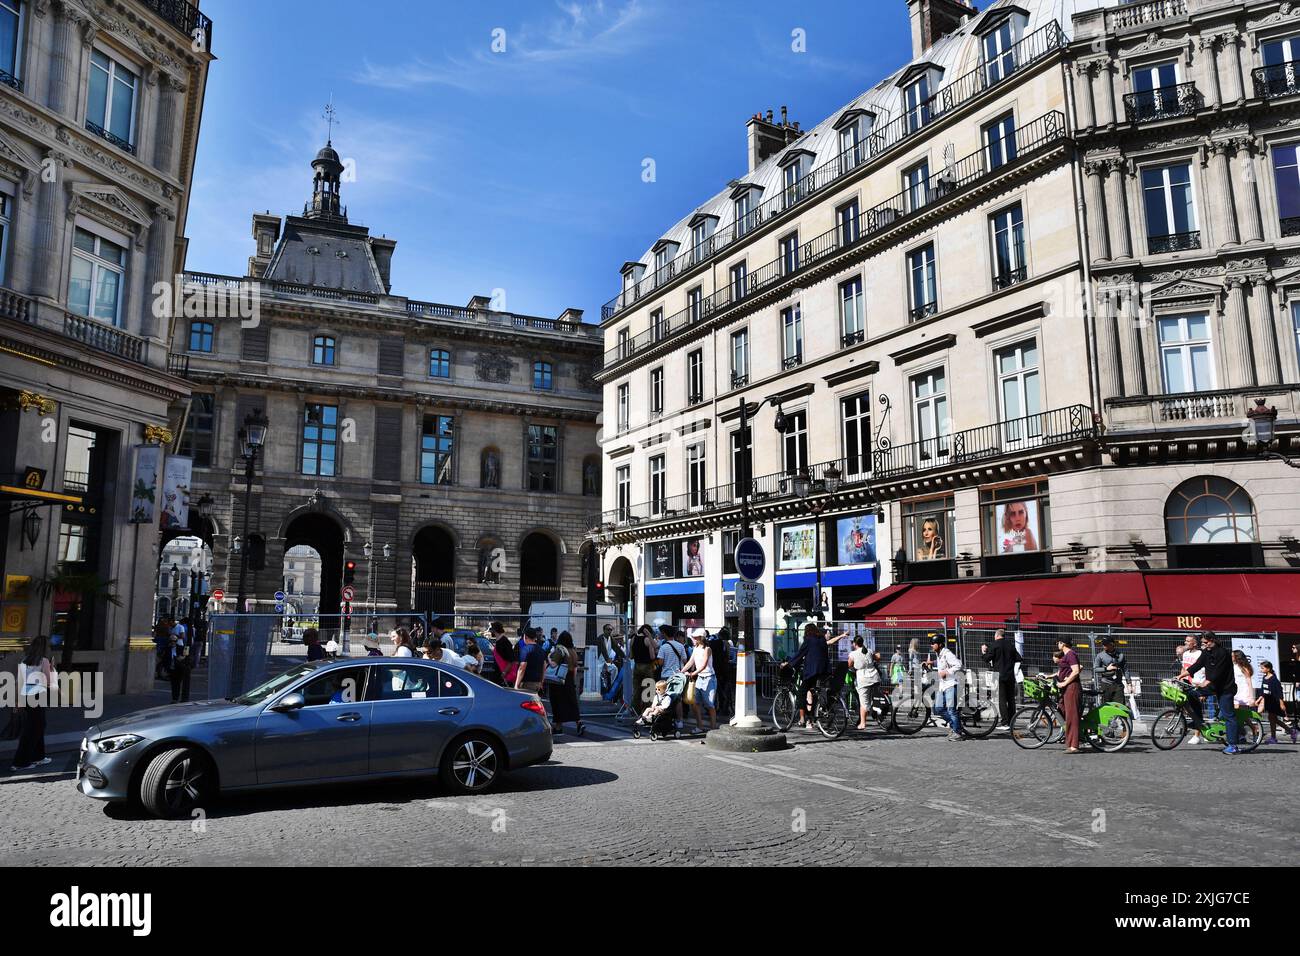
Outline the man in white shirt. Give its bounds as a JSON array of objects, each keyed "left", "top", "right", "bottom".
[
  {"left": 928, "top": 635, "right": 965, "bottom": 740},
  {"left": 657, "top": 625, "right": 688, "bottom": 728},
  {"left": 425, "top": 639, "right": 468, "bottom": 669}
]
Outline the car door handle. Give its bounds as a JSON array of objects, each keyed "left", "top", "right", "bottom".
[
  {"left": 336, "top": 712, "right": 363, "bottom": 722},
  {"left": 437, "top": 707, "right": 460, "bottom": 716}
]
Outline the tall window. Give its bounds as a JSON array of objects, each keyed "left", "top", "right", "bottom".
[
  {"left": 995, "top": 340, "right": 1042, "bottom": 441},
  {"left": 782, "top": 409, "right": 808, "bottom": 475},
  {"left": 907, "top": 243, "right": 938, "bottom": 320},
  {"left": 841, "top": 391, "right": 872, "bottom": 477},
  {"left": 188, "top": 321, "right": 214, "bottom": 352},
  {"left": 730, "top": 328, "right": 749, "bottom": 386},
  {"left": 782, "top": 304, "right": 803, "bottom": 368},
  {"left": 526, "top": 424, "right": 558, "bottom": 492},
  {"left": 734, "top": 192, "right": 752, "bottom": 236},
  {"left": 904, "top": 160, "right": 930, "bottom": 212},
  {"left": 429, "top": 349, "right": 451, "bottom": 378},
  {"left": 178, "top": 393, "right": 214, "bottom": 467},
  {"left": 904, "top": 75, "right": 931, "bottom": 132},
  {"left": 991, "top": 204, "right": 1026, "bottom": 288},
  {"left": 420, "top": 415, "right": 455, "bottom": 485},
  {"left": 783, "top": 162, "right": 804, "bottom": 207},
  {"left": 86, "top": 49, "right": 137, "bottom": 150},
  {"left": 63, "top": 425, "right": 96, "bottom": 492},
  {"left": 312, "top": 334, "right": 336, "bottom": 366},
  {"left": 730, "top": 262, "right": 748, "bottom": 302},
  {"left": 1131, "top": 61, "right": 1179, "bottom": 116},
  {"left": 616, "top": 383, "right": 629, "bottom": 432},
  {"left": 691, "top": 222, "right": 708, "bottom": 261},
  {"left": 0, "top": 192, "right": 9, "bottom": 286},
  {"left": 1272, "top": 144, "right": 1300, "bottom": 232},
  {"left": 649, "top": 366, "right": 664, "bottom": 416},
  {"left": 839, "top": 123, "right": 863, "bottom": 167},
  {"left": 838, "top": 200, "right": 859, "bottom": 246},
  {"left": 983, "top": 20, "right": 1016, "bottom": 84},
  {"left": 0, "top": 0, "right": 23, "bottom": 86},
  {"left": 731, "top": 427, "right": 751, "bottom": 496},
  {"left": 1262, "top": 35, "right": 1300, "bottom": 96},
  {"left": 779, "top": 231, "right": 799, "bottom": 275},
  {"left": 687, "top": 286, "right": 702, "bottom": 323},
  {"left": 649, "top": 455, "right": 666, "bottom": 515},
  {"left": 687, "top": 443, "right": 707, "bottom": 508},
  {"left": 983, "top": 112, "right": 1017, "bottom": 170},
  {"left": 911, "top": 369, "right": 949, "bottom": 457},
  {"left": 617, "top": 327, "right": 630, "bottom": 359},
  {"left": 654, "top": 246, "right": 671, "bottom": 284},
  {"left": 1293, "top": 302, "right": 1300, "bottom": 372},
  {"left": 532, "top": 360, "right": 553, "bottom": 390},
  {"left": 1142, "top": 163, "right": 1198, "bottom": 251},
  {"left": 302, "top": 404, "right": 338, "bottom": 477},
  {"left": 650, "top": 308, "right": 665, "bottom": 341},
  {"left": 1157, "top": 313, "right": 1215, "bottom": 393},
  {"left": 68, "top": 227, "right": 125, "bottom": 326},
  {"left": 616, "top": 465, "right": 631, "bottom": 520},
  {"left": 687, "top": 349, "right": 704, "bottom": 404},
  {"left": 840, "top": 276, "right": 865, "bottom": 345}
]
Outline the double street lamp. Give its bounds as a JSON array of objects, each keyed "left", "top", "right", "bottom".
[
  {"left": 234, "top": 409, "right": 270, "bottom": 614},
  {"left": 363, "top": 539, "right": 392, "bottom": 620}
]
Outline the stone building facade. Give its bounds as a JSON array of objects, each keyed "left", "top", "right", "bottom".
[
  {"left": 0, "top": 0, "right": 212, "bottom": 691},
  {"left": 592, "top": 0, "right": 1300, "bottom": 646},
  {"left": 169, "top": 143, "right": 603, "bottom": 624}
]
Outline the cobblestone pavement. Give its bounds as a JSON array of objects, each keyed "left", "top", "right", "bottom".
[{"left": 1, "top": 721, "right": 1294, "bottom": 866}]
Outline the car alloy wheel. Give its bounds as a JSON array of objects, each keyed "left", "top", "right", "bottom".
[{"left": 451, "top": 738, "right": 498, "bottom": 791}]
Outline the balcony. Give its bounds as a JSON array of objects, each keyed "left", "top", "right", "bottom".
[
  {"left": 167, "top": 353, "right": 191, "bottom": 377},
  {"left": 909, "top": 302, "right": 938, "bottom": 323},
  {"left": 841, "top": 329, "right": 865, "bottom": 348},
  {"left": 0, "top": 287, "right": 33, "bottom": 323},
  {"left": 782, "top": 354, "right": 803, "bottom": 370},
  {"left": 1106, "top": 388, "right": 1300, "bottom": 432},
  {"left": 84, "top": 120, "right": 136, "bottom": 156},
  {"left": 1253, "top": 61, "right": 1300, "bottom": 100},
  {"left": 601, "top": 111, "right": 1068, "bottom": 371},
  {"left": 138, "top": 0, "right": 214, "bottom": 50},
  {"left": 0, "top": 68, "right": 20, "bottom": 92},
  {"left": 593, "top": 404, "right": 1098, "bottom": 530},
  {"left": 1108, "top": 0, "right": 1187, "bottom": 30},
  {"left": 599, "top": 21, "right": 1067, "bottom": 322},
  {"left": 1123, "top": 83, "right": 1203, "bottom": 123},
  {"left": 63, "top": 312, "right": 149, "bottom": 364},
  {"left": 1281, "top": 217, "right": 1300, "bottom": 238},
  {"left": 1147, "top": 230, "right": 1201, "bottom": 254},
  {"left": 730, "top": 372, "right": 749, "bottom": 390},
  {"left": 993, "top": 266, "right": 1028, "bottom": 290}
]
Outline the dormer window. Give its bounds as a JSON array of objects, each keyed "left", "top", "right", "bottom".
[
  {"left": 976, "top": 6, "right": 1028, "bottom": 85},
  {"left": 620, "top": 261, "right": 646, "bottom": 303},
  {"left": 688, "top": 213, "right": 718, "bottom": 263},
  {"left": 904, "top": 75, "right": 932, "bottom": 132},
  {"left": 779, "top": 149, "right": 816, "bottom": 209},
  {"left": 734, "top": 193, "right": 752, "bottom": 236},
  {"left": 834, "top": 109, "right": 875, "bottom": 169},
  {"left": 731, "top": 184, "right": 763, "bottom": 238},
  {"left": 651, "top": 240, "right": 680, "bottom": 286}
]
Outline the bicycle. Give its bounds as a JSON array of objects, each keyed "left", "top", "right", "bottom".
[
  {"left": 1150, "top": 679, "right": 1263, "bottom": 752},
  {"left": 954, "top": 670, "right": 1000, "bottom": 739},
  {"left": 840, "top": 672, "right": 929, "bottom": 735},
  {"left": 773, "top": 666, "right": 849, "bottom": 739},
  {"left": 1011, "top": 674, "right": 1133, "bottom": 752}
]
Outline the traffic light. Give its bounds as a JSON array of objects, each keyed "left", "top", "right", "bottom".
[
  {"left": 246, "top": 533, "right": 266, "bottom": 571},
  {"left": 343, "top": 560, "right": 356, "bottom": 585}
]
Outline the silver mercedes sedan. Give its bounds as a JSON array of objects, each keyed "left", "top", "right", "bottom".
[{"left": 76, "top": 658, "right": 553, "bottom": 818}]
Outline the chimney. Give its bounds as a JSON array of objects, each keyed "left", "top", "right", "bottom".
[
  {"left": 247, "top": 212, "right": 281, "bottom": 278},
  {"left": 745, "top": 105, "right": 803, "bottom": 173},
  {"left": 369, "top": 235, "right": 397, "bottom": 293},
  {"left": 907, "top": 0, "right": 977, "bottom": 58}
]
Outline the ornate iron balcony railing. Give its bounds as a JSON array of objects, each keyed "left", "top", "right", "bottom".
[
  {"left": 0, "top": 68, "right": 20, "bottom": 91},
  {"left": 1147, "top": 230, "right": 1201, "bottom": 254},
  {"left": 599, "top": 21, "right": 1067, "bottom": 322},
  {"left": 1281, "top": 216, "right": 1300, "bottom": 238},
  {"left": 1123, "top": 82, "right": 1202, "bottom": 123},
  {"left": 1255, "top": 61, "right": 1300, "bottom": 100},
  {"left": 909, "top": 302, "right": 939, "bottom": 323},
  {"left": 841, "top": 329, "right": 865, "bottom": 348},
  {"left": 138, "top": 0, "right": 214, "bottom": 51},
  {"left": 993, "top": 266, "right": 1028, "bottom": 290},
  {"left": 85, "top": 120, "right": 136, "bottom": 155}
]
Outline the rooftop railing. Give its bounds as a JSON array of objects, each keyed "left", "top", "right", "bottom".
[
  {"left": 600, "top": 20, "right": 1067, "bottom": 322},
  {"left": 1108, "top": 0, "right": 1186, "bottom": 30},
  {"left": 593, "top": 404, "right": 1097, "bottom": 530},
  {"left": 138, "top": 0, "right": 214, "bottom": 51},
  {"left": 601, "top": 111, "right": 1068, "bottom": 370}
]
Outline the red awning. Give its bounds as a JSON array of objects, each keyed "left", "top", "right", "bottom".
[{"left": 850, "top": 571, "right": 1300, "bottom": 634}]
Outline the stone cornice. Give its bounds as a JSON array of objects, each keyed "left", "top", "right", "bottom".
[{"left": 0, "top": 320, "right": 187, "bottom": 401}]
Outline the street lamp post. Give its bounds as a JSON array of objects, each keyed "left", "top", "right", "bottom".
[
  {"left": 234, "top": 409, "right": 269, "bottom": 614},
  {"left": 1247, "top": 398, "right": 1300, "bottom": 468}
]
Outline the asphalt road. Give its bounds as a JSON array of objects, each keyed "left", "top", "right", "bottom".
[{"left": 1, "top": 720, "right": 1293, "bottom": 866}]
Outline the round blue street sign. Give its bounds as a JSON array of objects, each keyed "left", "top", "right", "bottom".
[
  {"left": 274, "top": 590, "right": 286, "bottom": 602},
  {"left": 734, "top": 537, "right": 766, "bottom": 583},
  {"left": 274, "top": 602, "right": 285, "bottom": 613}
]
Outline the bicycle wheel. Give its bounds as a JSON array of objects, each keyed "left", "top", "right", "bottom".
[
  {"left": 1150, "top": 708, "right": 1188, "bottom": 750},
  {"left": 772, "top": 690, "right": 796, "bottom": 731},
  {"left": 959, "top": 697, "right": 1000, "bottom": 739},
  {"left": 1238, "top": 715, "right": 1263, "bottom": 752},
  {"left": 817, "top": 694, "right": 849, "bottom": 739},
  {"left": 889, "top": 685, "right": 929, "bottom": 735},
  {"left": 1088, "top": 713, "right": 1132, "bottom": 753},
  {"left": 1010, "top": 705, "right": 1056, "bottom": 749}
]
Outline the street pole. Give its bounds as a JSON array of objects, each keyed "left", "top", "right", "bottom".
[
  {"left": 235, "top": 452, "right": 254, "bottom": 614},
  {"left": 738, "top": 398, "right": 753, "bottom": 651}
]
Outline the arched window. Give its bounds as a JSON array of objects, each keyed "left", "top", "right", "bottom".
[
  {"left": 312, "top": 334, "right": 336, "bottom": 366},
  {"left": 1165, "top": 477, "right": 1257, "bottom": 545}
]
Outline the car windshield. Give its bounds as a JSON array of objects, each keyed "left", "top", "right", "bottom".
[{"left": 231, "top": 663, "right": 319, "bottom": 705}]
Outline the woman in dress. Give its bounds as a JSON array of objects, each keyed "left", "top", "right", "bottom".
[
  {"left": 548, "top": 632, "right": 584, "bottom": 736},
  {"left": 680, "top": 630, "right": 717, "bottom": 732},
  {"left": 11, "top": 635, "right": 53, "bottom": 772}
]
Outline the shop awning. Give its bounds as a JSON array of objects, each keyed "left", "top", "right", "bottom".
[
  {"left": 850, "top": 571, "right": 1300, "bottom": 634},
  {"left": 0, "top": 483, "right": 83, "bottom": 509}
]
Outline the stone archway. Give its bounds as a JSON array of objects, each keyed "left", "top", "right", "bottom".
[
  {"left": 607, "top": 555, "right": 636, "bottom": 624},
  {"left": 283, "top": 511, "right": 346, "bottom": 618},
  {"left": 412, "top": 524, "right": 457, "bottom": 615},
  {"left": 518, "top": 530, "right": 561, "bottom": 612}
]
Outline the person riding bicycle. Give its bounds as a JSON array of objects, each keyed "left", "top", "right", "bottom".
[
  {"left": 1179, "top": 631, "right": 1240, "bottom": 755},
  {"left": 783, "top": 622, "right": 837, "bottom": 729}
]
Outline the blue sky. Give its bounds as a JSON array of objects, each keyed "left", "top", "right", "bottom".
[{"left": 187, "top": 0, "right": 913, "bottom": 320}]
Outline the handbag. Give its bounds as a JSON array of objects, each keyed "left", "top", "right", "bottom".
[
  {"left": 544, "top": 647, "right": 569, "bottom": 685},
  {"left": 684, "top": 677, "right": 696, "bottom": 706}
]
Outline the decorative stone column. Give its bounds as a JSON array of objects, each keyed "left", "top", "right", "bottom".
[
  {"left": 1104, "top": 158, "right": 1133, "bottom": 259},
  {"left": 9, "top": 172, "right": 37, "bottom": 294},
  {"left": 1233, "top": 138, "right": 1265, "bottom": 244},
  {"left": 152, "top": 73, "right": 185, "bottom": 176},
  {"left": 1246, "top": 275, "right": 1281, "bottom": 386},
  {"left": 1225, "top": 31, "right": 1245, "bottom": 105},
  {"left": 1222, "top": 277, "right": 1257, "bottom": 389},
  {"left": 1101, "top": 61, "right": 1119, "bottom": 128},
  {"left": 1116, "top": 285, "right": 1145, "bottom": 397},
  {"left": 144, "top": 205, "right": 175, "bottom": 341},
  {"left": 1198, "top": 34, "right": 1224, "bottom": 110},
  {"left": 1095, "top": 287, "right": 1123, "bottom": 401},
  {"left": 44, "top": 0, "right": 83, "bottom": 118},
  {"left": 30, "top": 151, "right": 70, "bottom": 301},
  {"left": 1083, "top": 159, "right": 1111, "bottom": 261},
  {"left": 1074, "top": 61, "right": 1097, "bottom": 129},
  {"left": 1207, "top": 141, "right": 1240, "bottom": 247}
]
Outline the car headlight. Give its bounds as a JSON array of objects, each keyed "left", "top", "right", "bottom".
[{"left": 93, "top": 734, "right": 144, "bottom": 754}]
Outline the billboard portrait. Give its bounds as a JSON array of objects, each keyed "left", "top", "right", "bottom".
[
  {"left": 993, "top": 499, "right": 1041, "bottom": 553},
  {"left": 681, "top": 537, "right": 704, "bottom": 577},
  {"left": 834, "top": 513, "right": 876, "bottom": 566},
  {"left": 160, "top": 455, "right": 193, "bottom": 530}
]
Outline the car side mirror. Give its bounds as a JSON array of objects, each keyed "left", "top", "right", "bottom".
[{"left": 272, "top": 692, "right": 306, "bottom": 712}]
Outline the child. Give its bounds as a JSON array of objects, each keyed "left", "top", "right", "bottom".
[
  {"left": 635, "top": 680, "right": 672, "bottom": 726},
  {"left": 1256, "top": 661, "right": 1296, "bottom": 745}
]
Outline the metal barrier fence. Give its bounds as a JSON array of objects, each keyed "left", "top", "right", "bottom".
[{"left": 953, "top": 620, "right": 1281, "bottom": 723}]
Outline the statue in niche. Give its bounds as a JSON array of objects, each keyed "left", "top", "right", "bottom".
[
  {"left": 481, "top": 449, "right": 500, "bottom": 489},
  {"left": 478, "top": 546, "right": 502, "bottom": 584},
  {"left": 583, "top": 460, "right": 600, "bottom": 497}
]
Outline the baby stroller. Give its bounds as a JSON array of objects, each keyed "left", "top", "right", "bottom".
[{"left": 632, "top": 672, "right": 688, "bottom": 740}]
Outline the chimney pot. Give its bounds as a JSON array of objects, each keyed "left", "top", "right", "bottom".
[
  {"left": 766, "top": 109, "right": 774, "bottom": 122},
  {"left": 781, "top": 105, "right": 788, "bottom": 125}
]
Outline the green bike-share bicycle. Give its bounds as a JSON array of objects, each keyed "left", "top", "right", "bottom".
[
  {"left": 1150, "top": 679, "right": 1263, "bottom": 752},
  {"left": 1010, "top": 673, "right": 1134, "bottom": 752}
]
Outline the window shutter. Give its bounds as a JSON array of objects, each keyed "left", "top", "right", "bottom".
[
  {"left": 241, "top": 326, "right": 269, "bottom": 362},
  {"left": 373, "top": 405, "right": 403, "bottom": 482},
  {"left": 378, "top": 338, "right": 404, "bottom": 377}
]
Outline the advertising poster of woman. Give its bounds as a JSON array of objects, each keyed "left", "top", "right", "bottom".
[
  {"left": 682, "top": 538, "right": 704, "bottom": 577},
  {"left": 917, "top": 514, "right": 945, "bottom": 560},
  {"left": 995, "top": 500, "right": 1040, "bottom": 553}
]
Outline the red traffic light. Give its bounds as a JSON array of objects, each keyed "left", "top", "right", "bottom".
[{"left": 345, "top": 560, "right": 356, "bottom": 570}]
